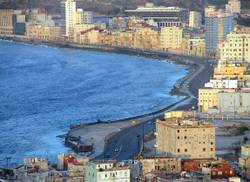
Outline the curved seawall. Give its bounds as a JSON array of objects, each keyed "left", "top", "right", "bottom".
[{"left": 0, "top": 39, "right": 199, "bottom": 166}]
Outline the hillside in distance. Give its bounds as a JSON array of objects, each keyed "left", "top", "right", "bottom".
[{"left": 0, "top": 0, "right": 249, "bottom": 15}]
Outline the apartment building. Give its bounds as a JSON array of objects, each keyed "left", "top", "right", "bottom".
[
  {"left": 140, "top": 156, "right": 181, "bottom": 176},
  {"left": 85, "top": 160, "right": 130, "bottom": 182},
  {"left": 239, "top": 144, "right": 250, "bottom": 180},
  {"left": 26, "top": 23, "right": 62, "bottom": 41},
  {"left": 186, "top": 37, "right": 205, "bottom": 57},
  {"left": 205, "top": 6, "right": 234, "bottom": 56},
  {"left": 198, "top": 88, "right": 235, "bottom": 113},
  {"left": 218, "top": 89, "right": 250, "bottom": 113},
  {"left": 189, "top": 11, "right": 202, "bottom": 29},
  {"left": 65, "top": 0, "right": 76, "bottom": 37},
  {"left": 155, "top": 118, "right": 216, "bottom": 159},
  {"left": 219, "top": 26, "right": 250, "bottom": 64},
  {"left": 160, "top": 26, "right": 183, "bottom": 51},
  {"left": 226, "top": 0, "right": 241, "bottom": 14},
  {"left": 0, "top": 9, "right": 14, "bottom": 35}
]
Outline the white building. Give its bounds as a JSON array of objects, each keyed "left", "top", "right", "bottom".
[
  {"left": 189, "top": 11, "right": 202, "bottom": 29},
  {"left": 204, "top": 79, "right": 238, "bottom": 89},
  {"left": 226, "top": 0, "right": 241, "bottom": 14},
  {"left": 218, "top": 89, "right": 250, "bottom": 113},
  {"left": 85, "top": 161, "right": 130, "bottom": 182},
  {"left": 65, "top": 0, "right": 76, "bottom": 37}
]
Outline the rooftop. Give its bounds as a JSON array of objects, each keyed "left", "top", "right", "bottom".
[
  {"left": 157, "top": 118, "right": 215, "bottom": 128},
  {"left": 126, "top": 3, "right": 184, "bottom": 13}
]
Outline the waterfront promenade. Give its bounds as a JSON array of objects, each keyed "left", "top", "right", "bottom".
[{"left": 0, "top": 34, "right": 213, "bottom": 161}]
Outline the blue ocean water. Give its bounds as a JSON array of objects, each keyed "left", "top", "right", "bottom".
[{"left": 0, "top": 40, "right": 187, "bottom": 166}]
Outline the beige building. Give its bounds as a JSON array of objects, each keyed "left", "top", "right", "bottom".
[
  {"left": 155, "top": 118, "right": 216, "bottom": 159},
  {"left": 187, "top": 37, "right": 205, "bottom": 57},
  {"left": 26, "top": 23, "right": 62, "bottom": 41},
  {"left": 198, "top": 88, "right": 235, "bottom": 113},
  {"left": 219, "top": 26, "right": 250, "bottom": 64},
  {"left": 73, "top": 24, "right": 95, "bottom": 42},
  {"left": 160, "top": 26, "right": 183, "bottom": 51},
  {"left": 239, "top": 144, "right": 250, "bottom": 180},
  {"left": 85, "top": 160, "right": 130, "bottom": 182},
  {"left": 189, "top": 11, "right": 202, "bottom": 29},
  {"left": 140, "top": 156, "right": 181, "bottom": 176},
  {"left": 133, "top": 26, "right": 160, "bottom": 50},
  {"left": 226, "top": 0, "right": 241, "bottom": 14},
  {"left": 0, "top": 9, "right": 14, "bottom": 35},
  {"left": 24, "top": 157, "right": 49, "bottom": 170}
]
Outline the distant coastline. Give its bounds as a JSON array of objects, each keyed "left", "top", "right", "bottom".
[{"left": 0, "top": 34, "right": 212, "bottom": 118}]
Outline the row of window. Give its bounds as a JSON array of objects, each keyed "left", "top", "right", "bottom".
[{"left": 177, "top": 148, "right": 214, "bottom": 153}]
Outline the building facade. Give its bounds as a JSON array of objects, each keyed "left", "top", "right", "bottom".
[
  {"left": 198, "top": 88, "right": 235, "bottom": 113},
  {"left": 140, "top": 156, "right": 181, "bottom": 176},
  {"left": 186, "top": 37, "right": 205, "bottom": 57},
  {"left": 0, "top": 9, "right": 14, "bottom": 35},
  {"left": 239, "top": 144, "right": 250, "bottom": 180},
  {"left": 125, "top": 3, "right": 187, "bottom": 28},
  {"left": 219, "top": 26, "right": 250, "bottom": 64},
  {"left": 160, "top": 26, "right": 183, "bottom": 51},
  {"left": 189, "top": 11, "right": 202, "bottom": 29},
  {"left": 226, "top": 0, "right": 241, "bottom": 14},
  {"left": 65, "top": 0, "right": 76, "bottom": 37},
  {"left": 155, "top": 118, "right": 216, "bottom": 159},
  {"left": 205, "top": 7, "right": 234, "bottom": 56},
  {"left": 218, "top": 89, "right": 250, "bottom": 113},
  {"left": 85, "top": 161, "right": 130, "bottom": 182}
]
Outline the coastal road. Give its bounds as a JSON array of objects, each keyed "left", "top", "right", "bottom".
[{"left": 95, "top": 57, "right": 214, "bottom": 161}]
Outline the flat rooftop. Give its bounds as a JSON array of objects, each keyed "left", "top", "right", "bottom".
[{"left": 157, "top": 118, "right": 215, "bottom": 128}]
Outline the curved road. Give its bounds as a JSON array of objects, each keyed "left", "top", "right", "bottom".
[{"left": 95, "top": 57, "right": 214, "bottom": 161}]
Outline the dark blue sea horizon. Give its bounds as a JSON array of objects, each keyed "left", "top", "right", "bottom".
[{"left": 0, "top": 40, "right": 187, "bottom": 166}]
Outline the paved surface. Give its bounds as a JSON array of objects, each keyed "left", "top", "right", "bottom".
[{"left": 95, "top": 57, "right": 214, "bottom": 161}]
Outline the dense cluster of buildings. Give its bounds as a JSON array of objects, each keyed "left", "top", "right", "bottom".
[
  {"left": 1, "top": 0, "right": 250, "bottom": 181},
  {"left": 0, "top": 110, "right": 246, "bottom": 181},
  {"left": 198, "top": 26, "right": 250, "bottom": 114},
  {"left": 0, "top": 0, "right": 245, "bottom": 58}
]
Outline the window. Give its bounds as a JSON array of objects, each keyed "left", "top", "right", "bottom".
[
  {"left": 211, "top": 148, "right": 214, "bottom": 151},
  {"left": 177, "top": 149, "right": 180, "bottom": 153},
  {"left": 203, "top": 148, "right": 206, "bottom": 152},
  {"left": 184, "top": 149, "right": 187, "bottom": 152}
]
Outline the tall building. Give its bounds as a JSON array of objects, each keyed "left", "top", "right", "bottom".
[
  {"left": 0, "top": 9, "right": 14, "bottom": 35},
  {"left": 160, "top": 26, "right": 183, "bottom": 51},
  {"left": 226, "top": 0, "right": 241, "bottom": 14},
  {"left": 189, "top": 11, "right": 202, "bottom": 29},
  {"left": 85, "top": 160, "right": 130, "bottom": 182},
  {"left": 155, "top": 117, "right": 216, "bottom": 159},
  {"left": 65, "top": 0, "right": 76, "bottom": 37},
  {"left": 205, "top": 6, "right": 234, "bottom": 56},
  {"left": 60, "top": 0, "right": 66, "bottom": 35},
  {"left": 75, "top": 8, "right": 84, "bottom": 24},
  {"left": 219, "top": 26, "right": 250, "bottom": 65}
]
